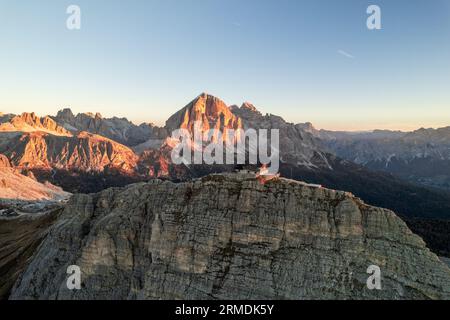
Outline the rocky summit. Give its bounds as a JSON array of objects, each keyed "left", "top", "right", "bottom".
[
  {"left": 9, "top": 172, "right": 450, "bottom": 300},
  {"left": 165, "top": 92, "right": 243, "bottom": 135},
  {"left": 0, "top": 112, "right": 71, "bottom": 137}
]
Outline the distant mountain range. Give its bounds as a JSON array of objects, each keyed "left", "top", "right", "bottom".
[
  {"left": 304, "top": 125, "right": 450, "bottom": 191},
  {"left": 1, "top": 93, "right": 450, "bottom": 221},
  {"left": 2, "top": 93, "right": 450, "bottom": 299},
  {"left": 0, "top": 112, "right": 71, "bottom": 136},
  {"left": 53, "top": 108, "right": 168, "bottom": 147}
]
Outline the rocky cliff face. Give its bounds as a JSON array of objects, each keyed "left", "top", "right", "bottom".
[
  {"left": 231, "top": 103, "right": 331, "bottom": 169},
  {"left": 0, "top": 112, "right": 71, "bottom": 137},
  {"left": 165, "top": 93, "right": 243, "bottom": 135},
  {"left": 0, "top": 205, "right": 63, "bottom": 299},
  {"left": 53, "top": 108, "right": 167, "bottom": 147},
  {"left": 0, "top": 131, "right": 138, "bottom": 173},
  {"left": 9, "top": 172, "right": 450, "bottom": 300},
  {"left": 0, "top": 95, "right": 333, "bottom": 178},
  {"left": 135, "top": 93, "right": 246, "bottom": 177}
]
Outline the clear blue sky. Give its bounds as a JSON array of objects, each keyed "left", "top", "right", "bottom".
[{"left": 0, "top": 0, "right": 449, "bottom": 130}]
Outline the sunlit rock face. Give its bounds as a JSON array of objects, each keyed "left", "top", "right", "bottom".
[
  {"left": 161, "top": 93, "right": 245, "bottom": 170},
  {"left": 231, "top": 102, "right": 332, "bottom": 169},
  {"left": 165, "top": 93, "right": 243, "bottom": 140},
  {"left": 163, "top": 92, "right": 331, "bottom": 171},
  {"left": 9, "top": 172, "right": 450, "bottom": 300},
  {"left": 0, "top": 112, "right": 72, "bottom": 137},
  {"left": 0, "top": 152, "right": 70, "bottom": 201},
  {"left": 0, "top": 131, "right": 139, "bottom": 173},
  {"left": 0, "top": 205, "right": 63, "bottom": 299}
]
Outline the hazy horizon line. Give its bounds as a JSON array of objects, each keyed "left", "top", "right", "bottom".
[{"left": 2, "top": 105, "right": 449, "bottom": 134}]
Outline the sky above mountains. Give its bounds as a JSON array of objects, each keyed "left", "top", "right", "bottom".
[{"left": 0, "top": 0, "right": 449, "bottom": 131}]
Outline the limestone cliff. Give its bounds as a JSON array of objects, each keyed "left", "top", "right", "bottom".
[
  {"left": 230, "top": 102, "right": 331, "bottom": 169},
  {"left": 53, "top": 108, "right": 166, "bottom": 147},
  {"left": 0, "top": 131, "right": 139, "bottom": 174},
  {"left": 165, "top": 92, "right": 243, "bottom": 136},
  {"left": 0, "top": 112, "right": 71, "bottom": 136},
  {"left": 9, "top": 172, "right": 450, "bottom": 300}
]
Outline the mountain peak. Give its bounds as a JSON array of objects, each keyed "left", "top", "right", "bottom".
[
  {"left": 241, "top": 102, "right": 259, "bottom": 112},
  {"left": 83, "top": 112, "right": 103, "bottom": 119},
  {"left": 165, "top": 93, "right": 242, "bottom": 133},
  {"left": 191, "top": 92, "right": 229, "bottom": 112},
  {"left": 56, "top": 108, "right": 75, "bottom": 121},
  {"left": 298, "top": 122, "right": 316, "bottom": 132},
  {"left": 0, "top": 112, "right": 72, "bottom": 136}
]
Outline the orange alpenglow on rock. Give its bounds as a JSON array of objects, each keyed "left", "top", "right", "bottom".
[
  {"left": 0, "top": 112, "right": 72, "bottom": 136},
  {"left": 1, "top": 131, "right": 139, "bottom": 173},
  {"left": 0, "top": 162, "right": 71, "bottom": 201},
  {"left": 165, "top": 92, "right": 243, "bottom": 143}
]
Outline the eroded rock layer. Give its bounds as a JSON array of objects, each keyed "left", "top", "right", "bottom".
[
  {"left": 0, "top": 131, "right": 138, "bottom": 173},
  {"left": 9, "top": 172, "right": 450, "bottom": 300}
]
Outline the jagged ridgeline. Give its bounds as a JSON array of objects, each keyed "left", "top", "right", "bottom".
[
  {"left": 0, "top": 93, "right": 450, "bottom": 299},
  {"left": 2, "top": 93, "right": 450, "bottom": 219},
  {"left": 7, "top": 173, "right": 450, "bottom": 299}
]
